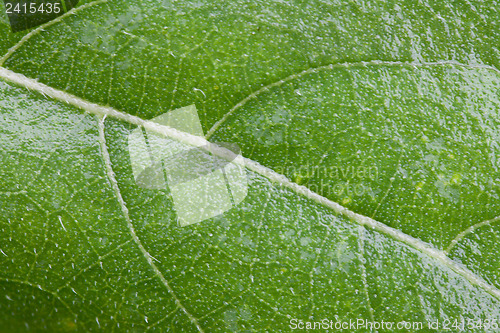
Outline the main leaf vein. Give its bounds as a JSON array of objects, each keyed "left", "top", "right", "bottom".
[{"left": 0, "top": 65, "right": 499, "bottom": 301}]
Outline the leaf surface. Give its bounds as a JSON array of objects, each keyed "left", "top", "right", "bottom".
[{"left": 0, "top": 0, "right": 499, "bottom": 331}]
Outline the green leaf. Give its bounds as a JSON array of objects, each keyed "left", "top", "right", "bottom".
[
  {"left": 209, "top": 62, "right": 500, "bottom": 249},
  {"left": 0, "top": 0, "right": 499, "bottom": 331}
]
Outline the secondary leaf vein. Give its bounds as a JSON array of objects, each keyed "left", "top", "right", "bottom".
[
  {"left": 0, "top": 65, "right": 498, "bottom": 301},
  {"left": 97, "top": 115, "right": 205, "bottom": 333}
]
